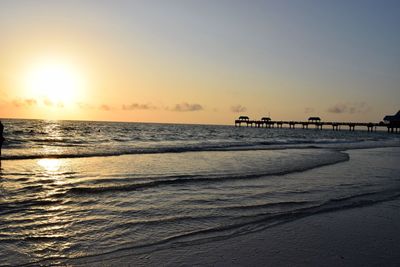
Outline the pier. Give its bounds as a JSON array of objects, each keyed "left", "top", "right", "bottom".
[{"left": 234, "top": 112, "right": 400, "bottom": 133}]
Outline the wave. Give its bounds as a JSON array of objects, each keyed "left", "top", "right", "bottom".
[
  {"left": 2, "top": 138, "right": 398, "bottom": 160},
  {"left": 24, "top": 188, "right": 400, "bottom": 267},
  {"left": 222, "top": 200, "right": 312, "bottom": 211},
  {"left": 0, "top": 198, "right": 64, "bottom": 216},
  {"left": 66, "top": 152, "right": 349, "bottom": 195}
]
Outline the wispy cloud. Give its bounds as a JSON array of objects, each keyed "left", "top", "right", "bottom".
[
  {"left": 168, "top": 103, "right": 203, "bottom": 112},
  {"left": 43, "top": 98, "right": 53, "bottom": 106},
  {"left": 230, "top": 105, "right": 247, "bottom": 113},
  {"left": 100, "top": 104, "right": 113, "bottom": 111},
  {"left": 327, "top": 102, "right": 371, "bottom": 114},
  {"left": 76, "top": 102, "right": 94, "bottom": 109},
  {"left": 122, "top": 103, "right": 156, "bottom": 111},
  {"left": 43, "top": 98, "right": 64, "bottom": 108},
  {"left": 11, "top": 98, "right": 66, "bottom": 108},
  {"left": 12, "top": 98, "right": 37, "bottom": 107}
]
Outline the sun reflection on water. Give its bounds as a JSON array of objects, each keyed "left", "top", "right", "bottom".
[
  {"left": 25, "top": 157, "right": 75, "bottom": 263},
  {"left": 37, "top": 158, "right": 61, "bottom": 172}
]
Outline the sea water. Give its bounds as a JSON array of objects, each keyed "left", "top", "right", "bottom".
[{"left": 0, "top": 119, "right": 399, "bottom": 266}]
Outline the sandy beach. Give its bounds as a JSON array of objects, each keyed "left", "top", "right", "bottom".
[
  {"left": 116, "top": 199, "right": 400, "bottom": 267},
  {"left": 70, "top": 199, "right": 400, "bottom": 267},
  {"left": 85, "top": 199, "right": 399, "bottom": 267}
]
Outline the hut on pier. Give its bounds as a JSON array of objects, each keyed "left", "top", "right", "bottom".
[
  {"left": 238, "top": 116, "right": 250, "bottom": 121},
  {"left": 261, "top": 117, "right": 271, "bottom": 121},
  {"left": 308, "top": 117, "right": 321, "bottom": 123}
]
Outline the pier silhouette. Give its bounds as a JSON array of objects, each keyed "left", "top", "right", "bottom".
[{"left": 234, "top": 111, "right": 400, "bottom": 133}]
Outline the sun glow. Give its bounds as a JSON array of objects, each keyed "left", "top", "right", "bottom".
[
  {"left": 37, "top": 158, "right": 61, "bottom": 172},
  {"left": 23, "top": 59, "right": 85, "bottom": 105}
]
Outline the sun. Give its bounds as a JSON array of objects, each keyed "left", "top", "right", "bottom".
[{"left": 24, "top": 59, "right": 85, "bottom": 105}]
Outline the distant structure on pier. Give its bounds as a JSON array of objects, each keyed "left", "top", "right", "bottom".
[
  {"left": 308, "top": 117, "right": 321, "bottom": 123},
  {"left": 383, "top": 111, "right": 400, "bottom": 124},
  {"left": 234, "top": 111, "right": 400, "bottom": 133},
  {"left": 382, "top": 110, "right": 400, "bottom": 133},
  {"left": 261, "top": 117, "right": 271, "bottom": 122}
]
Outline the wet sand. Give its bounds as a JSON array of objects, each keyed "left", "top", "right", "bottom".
[
  {"left": 75, "top": 198, "right": 399, "bottom": 267},
  {"left": 71, "top": 148, "right": 400, "bottom": 267}
]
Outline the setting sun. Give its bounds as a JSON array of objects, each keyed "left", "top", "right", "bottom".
[{"left": 23, "top": 59, "right": 85, "bottom": 105}]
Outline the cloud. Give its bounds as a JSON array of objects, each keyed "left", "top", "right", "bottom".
[
  {"left": 12, "top": 98, "right": 66, "bottom": 108},
  {"left": 168, "top": 103, "right": 203, "bottom": 112},
  {"left": 100, "top": 104, "right": 112, "bottom": 111},
  {"left": 230, "top": 105, "right": 247, "bottom": 113},
  {"left": 122, "top": 103, "right": 156, "bottom": 111},
  {"left": 42, "top": 98, "right": 63, "bottom": 108},
  {"left": 12, "top": 98, "right": 37, "bottom": 107},
  {"left": 43, "top": 98, "right": 53, "bottom": 106},
  {"left": 25, "top": 99, "right": 37, "bottom": 106},
  {"left": 328, "top": 104, "right": 347, "bottom": 114},
  {"left": 327, "top": 102, "right": 371, "bottom": 114},
  {"left": 76, "top": 102, "right": 94, "bottom": 109},
  {"left": 304, "top": 107, "right": 315, "bottom": 114}
]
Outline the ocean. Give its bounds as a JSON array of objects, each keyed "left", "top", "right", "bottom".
[{"left": 0, "top": 119, "right": 399, "bottom": 266}]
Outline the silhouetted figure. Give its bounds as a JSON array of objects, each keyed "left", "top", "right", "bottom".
[{"left": 0, "top": 121, "right": 4, "bottom": 159}]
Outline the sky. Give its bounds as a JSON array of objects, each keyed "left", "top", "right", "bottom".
[{"left": 1, "top": 0, "right": 399, "bottom": 124}]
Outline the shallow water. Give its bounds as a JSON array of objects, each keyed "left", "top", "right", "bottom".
[
  {"left": 1, "top": 119, "right": 398, "bottom": 160},
  {"left": 0, "top": 119, "right": 399, "bottom": 266}
]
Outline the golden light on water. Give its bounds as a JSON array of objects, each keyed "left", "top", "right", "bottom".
[{"left": 37, "top": 158, "right": 61, "bottom": 173}]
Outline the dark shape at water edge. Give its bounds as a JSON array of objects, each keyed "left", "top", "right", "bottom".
[
  {"left": 0, "top": 120, "right": 4, "bottom": 162},
  {"left": 383, "top": 110, "right": 400, "bottom": 124},
  {"left": 383, "top": 111, "right": 400, "bottom": 133}
]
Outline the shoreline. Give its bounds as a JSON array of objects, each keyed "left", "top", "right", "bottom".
[
  {"left": 71, "top": 198, "right": 400, "bottom": 267},
  {"left": 67, "top": 147, "right": 400, "bottom": 267}
]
